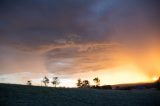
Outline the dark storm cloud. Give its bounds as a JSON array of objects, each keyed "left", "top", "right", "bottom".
[
  {"left": 0, "top": 0, "right": 160, "bottom": 75},
  {"left": 0, "top": 0, "right": 116, "bottom": 48},
  {"left": 1, "top": 0, "right": 160, "bottom": 48},
  {"left": 0, "top": 0, "right": 99, "bottom": 48}
]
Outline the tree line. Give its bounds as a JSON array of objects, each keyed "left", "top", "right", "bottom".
[
  {"left": 76, "top": 77, "right": 100, "bottom": 88},
  {"left": 27, "top": 76, "right": 60, "bottom": 87},
  {"left": 27, "top": 76, "right": 101, "bottom": 88},
  {"left": 27, "top": 76, "right": 160, "bottom": 90}
]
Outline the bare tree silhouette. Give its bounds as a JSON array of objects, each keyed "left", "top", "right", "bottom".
[
  {"left": 27, "top": 80, "right": 32, "bottom": 86},
  {"left": 156, "top": 76, "right": 160, "bottom": 90},
  {"left": 93, "top": 77, "right": 100, "bottom": 87},
  {"left": 42, "top": 76, "right": 49, "bottom": 86},
  {"left": 82, "top": 80, "right": 90, "bottom": 88},
  {"left": 52, "top": 77, "right": 60, "bottom": 87},
  {"left": 76, "top": 78, "right": 82, "bottom": 88}
]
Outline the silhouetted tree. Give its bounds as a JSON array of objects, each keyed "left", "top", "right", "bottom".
[
  {"left": 93, "top": 77, "right": 100, "bottom": 87},
  {"left": 82, "top": 80, "right": 90, "bottom": 88},
  {"left": 76, "top": 78, "right": 82, "bottom": 88},
  {"left": 155, "top": 77, "right": 160, "bottom": 90},
  {"left": 27, "top": 80, "right": 32, "bottom": 86},
  {"left": 42, "top": 76, "right": 49, "bottom": 86},
  {"left": 52, "top": 77, "right": 60, "bottom": 87}
]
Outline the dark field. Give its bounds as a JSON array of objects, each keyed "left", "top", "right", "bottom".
[{"left": 0, "top": 84, "right": 160, "bottom": 106}]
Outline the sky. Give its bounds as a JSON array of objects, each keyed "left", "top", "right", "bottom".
[{"left": 0, "top": 0, "right": 160, "bottom": 87}]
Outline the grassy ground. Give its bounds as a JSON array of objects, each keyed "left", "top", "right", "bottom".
[{"left": 0, "top": 84, "right": 160, "bottom": 106}]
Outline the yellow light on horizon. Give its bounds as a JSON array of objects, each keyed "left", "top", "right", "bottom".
[
  {"left": 97, "top": 64, "right": 151, "bottom": 85},
  {"left": 152, "top": 76, "right": 159, "bottom": 81}
]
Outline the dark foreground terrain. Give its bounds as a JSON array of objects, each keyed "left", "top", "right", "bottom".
[{"left": 0, "top": 84, "right": 160, "bottom": 106}]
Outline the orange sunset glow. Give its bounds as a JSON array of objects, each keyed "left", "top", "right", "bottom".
[{"left": 0, "top": 0, "right": 160, "bottom": 87}]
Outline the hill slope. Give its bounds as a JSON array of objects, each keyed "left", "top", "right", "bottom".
[{"left": 0, "top": 83, "right": 160, "bottom": 106}]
